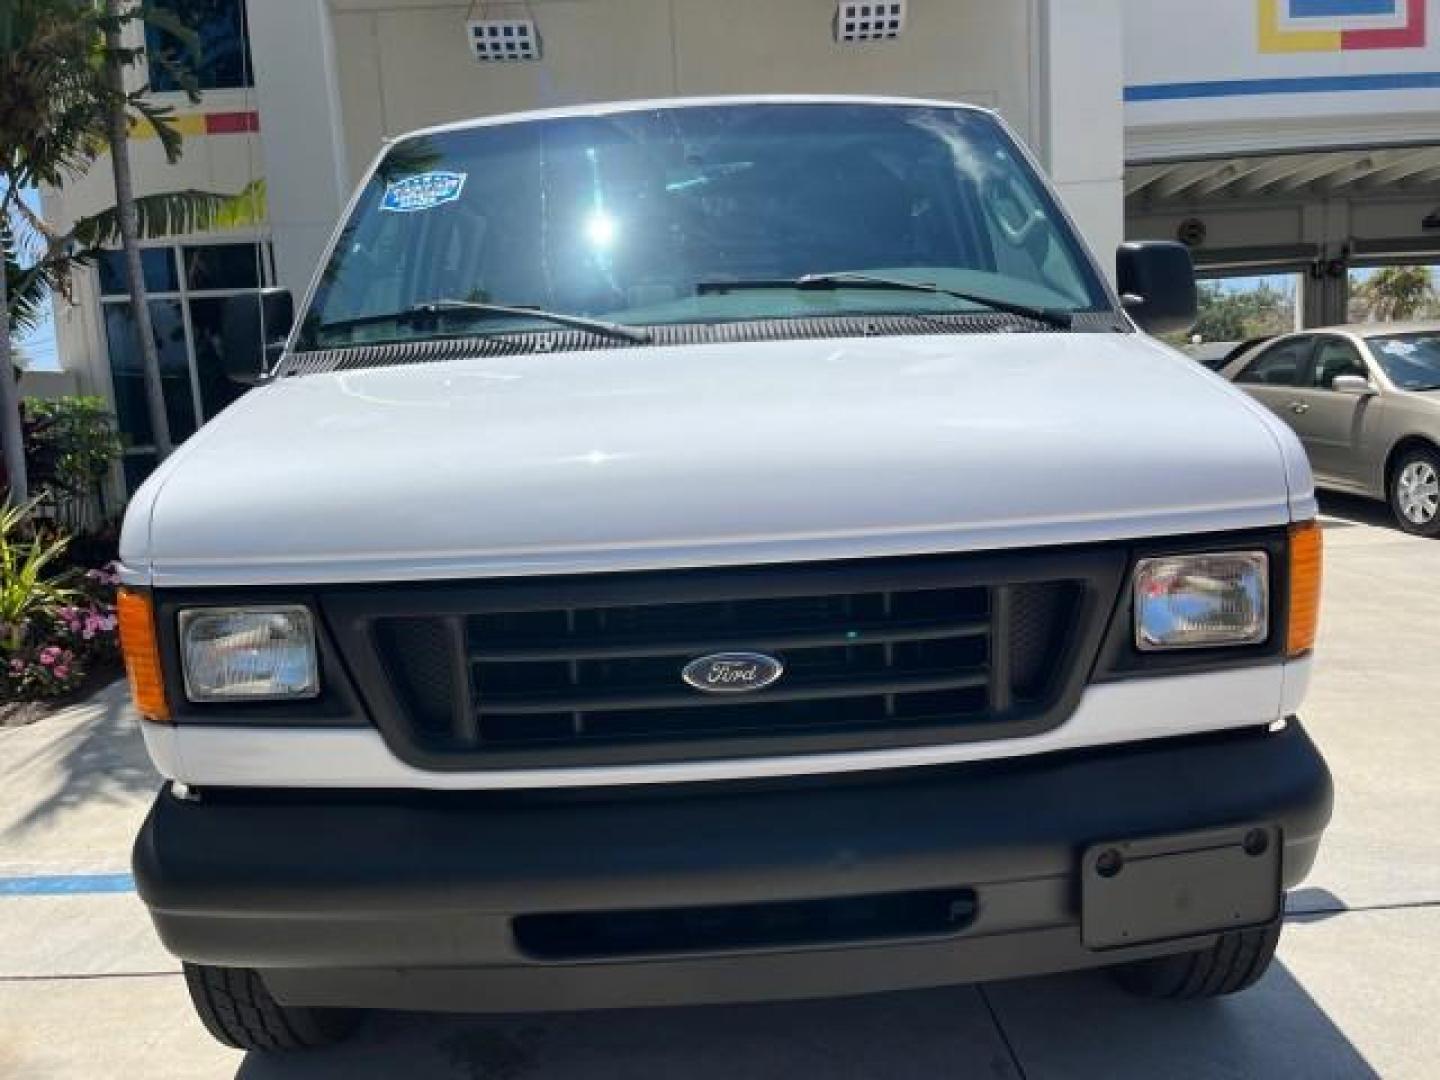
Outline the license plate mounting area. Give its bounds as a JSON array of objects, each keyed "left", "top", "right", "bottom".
[{"left": 1081, "top": 824, "right": 1282, "bottom": 950}]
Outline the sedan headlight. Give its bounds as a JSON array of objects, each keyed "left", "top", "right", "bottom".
[
  {"left": 1133, "top": 553, "right": 1269, "bottom": 651},
  {"left": 179, "top": 607, "right": 319, "bottom": 702}
]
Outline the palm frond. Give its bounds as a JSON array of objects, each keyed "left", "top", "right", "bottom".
[
  {"left": 135, "top": 4, "right": 202, "bottom": 62},
  {"left": 144, "top": 47, "right": 200, "bottom": 102},
  {"left": 5, "top": 256, "right": 54, "bottom": 337},
  {"left": 126, "top": 97, "right": 185, "bottom": 163},
  {"left": 69, "top": 183, "right": 269, "bottom": 249}
]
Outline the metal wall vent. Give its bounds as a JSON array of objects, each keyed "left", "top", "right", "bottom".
[
  {"left": 836, "top": 1, "right": 906, "bottom": 43},
  {"left": 467, "top": 18, "right": 540, "bottom": 61}
]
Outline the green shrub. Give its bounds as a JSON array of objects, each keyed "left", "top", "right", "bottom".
[
  {"left": 0, "top": 499, "right": 75, "bottom": 655},
  {"left": 22, "top": 396, "right": 124, "bottom": 531},
  {"left": 0, "top": 500, "right": 112, "bottom": 702}
]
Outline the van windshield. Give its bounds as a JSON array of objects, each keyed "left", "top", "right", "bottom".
[{"left": 296, "top": 103, "right": 1113, "bottom": 352}]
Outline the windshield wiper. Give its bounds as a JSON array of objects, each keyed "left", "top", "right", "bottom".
[
  {"left": 314, "top": 299, "right": 652, "bottom": 344},
  {"left": 696, "top": 272, "right": 1074, "bottom": 330}
]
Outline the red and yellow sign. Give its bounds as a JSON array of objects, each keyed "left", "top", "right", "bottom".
[
  {"left": 130, "top": 109, "right": 260, "bottom": 139},
  {"left": 1259, "top": 0, "right": 1427, "bottom": 53}
]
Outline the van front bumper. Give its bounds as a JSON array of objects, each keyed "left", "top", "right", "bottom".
[{"left": 133, "top": 722, "right": 1331, "bottom": 1013}]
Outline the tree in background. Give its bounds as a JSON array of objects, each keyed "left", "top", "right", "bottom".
[
  {"left": 1, "top": 0, "right": 261, "bottom": 504},
  {"left": 1351, "top": 266, "right": 1438, "bottom": 323},
  {"left": 100, "top": 0, "right": 197, "bottom": 462},
  {"left": 1190, "top": 280, "right": 1296, "bottom": 342}
]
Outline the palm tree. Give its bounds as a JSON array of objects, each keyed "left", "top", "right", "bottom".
[
  {"left": 100, "top": 0, "right": 204, "bottom": 460},
  {"left": 1355, "top": 266, "right": 1437, "bottom": 323},
  {"left": 1, "top": 188, "right": 27, "bottom": 502},
  {"left": 1, "top": 0, "right": 261, "bottom": 504},
  {"left": 0, "top": 0, "right": 99, "bottom": 504}
]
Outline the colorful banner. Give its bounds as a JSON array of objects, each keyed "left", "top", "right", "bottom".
[
  {"left": 1259, "top": 0, "right": 1427, "bottom": 52},
  {"left": 128, "top": 110, "right": 260, "bottom": 139}
]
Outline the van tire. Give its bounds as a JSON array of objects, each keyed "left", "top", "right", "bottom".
[
  {"left": 1109, "top": 921, "right": 1281, "bottom": 999},
  {"left": 1389, "top": 444, "right": 1440, "bottom": 537},
  {"left": 183, "top": 963, "right": 359, "bottom": 1051}
]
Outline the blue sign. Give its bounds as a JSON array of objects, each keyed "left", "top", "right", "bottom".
[
  {"left": 380, "top": 171, "right": 467, "bottom": 213},
  {"left": 1289, "top": 1, "right": 1396, "bottom": 17}
]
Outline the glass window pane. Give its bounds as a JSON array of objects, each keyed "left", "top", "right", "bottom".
[
  {"left": 145, "top": 0, "right": 253, "bottom": 92},
  {"left": 184, "top": 243, "right": 264, "bottom": 292},
  {"left": 298, "top": 105, "right": 1112, "bottom": 351},
  {"left": 1189, "top": 274, "right": 1299, "bottom": 345},
  {"left": 1347, "top": 265, "right": 1440, "bottom": 323},
  {"left": 1311, "top": 338, "right": 1367, "bottom": 388},
  {"left": 97, "top": 249, "right": 178, "bottom": 296},
  {"left": 1237, "top": 337, "right": 1312, "bottom": 387},
  {"left": 189, "top": 296, "right": 253, "bottom": 418},
  {"left": 103, "top": 300, "right": 197, "bottom": 447},
  {"left": 1369, "top": 333, "right": 1440, "bottom": 390}
]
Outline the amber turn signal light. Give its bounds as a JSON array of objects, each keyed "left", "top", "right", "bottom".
[
  {"left": 1287, "top": 520, "right": 1322, "bottom": 658},
  {"left": 117, "top": 588, "right": 169, "bottom": 722}
]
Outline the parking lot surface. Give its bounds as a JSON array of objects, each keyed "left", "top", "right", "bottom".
[{"left": 2, "top": 494, "right": 1437, "bottom": 1079}]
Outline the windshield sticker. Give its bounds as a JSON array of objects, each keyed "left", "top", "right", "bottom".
[
  {"left": 380, "top": 171, "right": 467, "bottom": 213},
  {"left": 1378, "top": 340, "right": 1419, "bottom": 357}
]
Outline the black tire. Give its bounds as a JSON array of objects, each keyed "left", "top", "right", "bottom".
[
  {"left": 1388, "top": 445, "right": 1440, "bottom": 538},
  {"left": 183, "top": 963, "right": 359, "bottom": 1052},
  {"left": 1109, "top": 921, "right": 1281, "bottom": 1000}
]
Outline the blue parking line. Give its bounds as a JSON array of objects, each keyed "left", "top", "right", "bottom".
[{"left": 0, "top": 873, "right": 135, "bottom": 896}]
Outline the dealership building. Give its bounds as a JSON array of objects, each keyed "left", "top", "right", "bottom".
[{"left": 35, "top": 0, "right": 1440, "bottom": 489}]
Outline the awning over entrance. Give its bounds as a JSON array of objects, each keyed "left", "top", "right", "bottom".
[
  {"left": 1127, "top": 145, "right": 1440, "bottom": 211},
  {"left": 1125, "top": 145, "right": 1440, "bottom": 325}
]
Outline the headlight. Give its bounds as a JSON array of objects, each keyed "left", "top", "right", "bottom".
[
  {"left": 179, "top": 607, "right": 319, "bottom": 702},
  {"left": 1133, "top": 553, "right": 1269, "bottom": 651}
]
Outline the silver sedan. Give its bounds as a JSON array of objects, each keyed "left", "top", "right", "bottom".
[{"left": 1221, "top": 323, "right": 1440, "bottom": 536}]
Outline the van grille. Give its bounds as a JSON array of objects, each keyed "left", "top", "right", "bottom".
[{"left": 327, "top": 552, "right": 1120, "bottom": 769}]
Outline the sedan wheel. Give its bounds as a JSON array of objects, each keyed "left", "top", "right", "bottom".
[{"left": 1391, "top": 449, "right": 1440, "bottom": 537}]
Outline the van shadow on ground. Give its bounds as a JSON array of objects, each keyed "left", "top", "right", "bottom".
[
  {"left": 1316, "top": 491, "right": 1397, "bottom": 531},
  {"left": 236, "top": 956, "right": 1379, "bottom": 1080}
]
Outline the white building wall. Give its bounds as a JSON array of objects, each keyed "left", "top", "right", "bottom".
[
  {"left": 288, "top": 0, "right": 1125, "bottom": 287},
  {"left": 1124, "top": 0, "right": 1440, "bottom": 160},
  {"left": 1039, "top": 0, "right": 1126, "bottom": 277},
  {"left": 247, "top": 0, "right": 351, "bottom": 305}
]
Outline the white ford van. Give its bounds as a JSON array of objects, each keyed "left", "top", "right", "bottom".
[{"left": 118, "top": 97, "right": 1331, "bottom": 1051}]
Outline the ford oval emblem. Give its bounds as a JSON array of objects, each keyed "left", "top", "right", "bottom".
[{"left": 681, "top": 652, "right": 784, "bottom": 694}]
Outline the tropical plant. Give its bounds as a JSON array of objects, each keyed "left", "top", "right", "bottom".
[
  {"left": 1, "top": 0, "right": 264, "bottom": 503},
  {"left": 1352, "top": 266, "right": 1438, "bottom": 323},
  {"left": 21, "top": 396, "right": 123, "bottom": 530},
  {"left": 0, "top": 499, "right": 75, "bottom": 656},
  {"left": 1187, "top": 280, "right": 1296, "bottom": 343}
]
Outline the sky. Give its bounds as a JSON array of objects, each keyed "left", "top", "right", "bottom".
[{"left": 13, "top": 187, "right": 60, "bottom": 371}]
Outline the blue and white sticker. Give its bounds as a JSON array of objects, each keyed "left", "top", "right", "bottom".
[{"left": 380, "top": 171, "right": 467, "bottom": 213}]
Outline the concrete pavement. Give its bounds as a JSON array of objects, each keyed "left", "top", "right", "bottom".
[{"left": 1, "top": 492, "right": 1437, "bottom": 1078}]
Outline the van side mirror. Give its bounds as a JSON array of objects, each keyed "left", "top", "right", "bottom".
[
  {"left": 221, "top": 288, "right": 294, "bottom": 386},
  {"left": 1117, "top": 242, "right": 1197, "bottom": 336},
  {"left": 1331, "top": 374, "right": 1377, "bottom": 396}
]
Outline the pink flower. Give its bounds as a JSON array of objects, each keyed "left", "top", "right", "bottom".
[
  {"left": 54, "top": 665, "right": 70, "bottom": 680},
  {"left": 39, "top": 646, "right": 61, "bottom": 666}
]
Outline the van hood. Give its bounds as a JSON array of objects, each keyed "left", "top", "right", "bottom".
[{"left": 122, "top": 333, "right": 1314, "bottom": 587}]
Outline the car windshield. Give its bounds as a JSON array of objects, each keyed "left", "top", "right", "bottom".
[
  {"left": 296, "top": 103, "right": 1112, "bottom": 351},
  {"left": 1370, "top": 332, "right": 1440, "bottom": 391}
]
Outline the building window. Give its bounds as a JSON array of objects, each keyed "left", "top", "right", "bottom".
[
  {"left": 98, "top": 242, "right": 273, "bottom": 490},
  {"left": 145, "top": 0, "right": 253, "bottom": 92},
  {"left": 1348, "top": 264, "right": 1440, "bottom": 324},
  {"left": 1189, "top": 273, "right": 1301, "bottom": 344}
]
